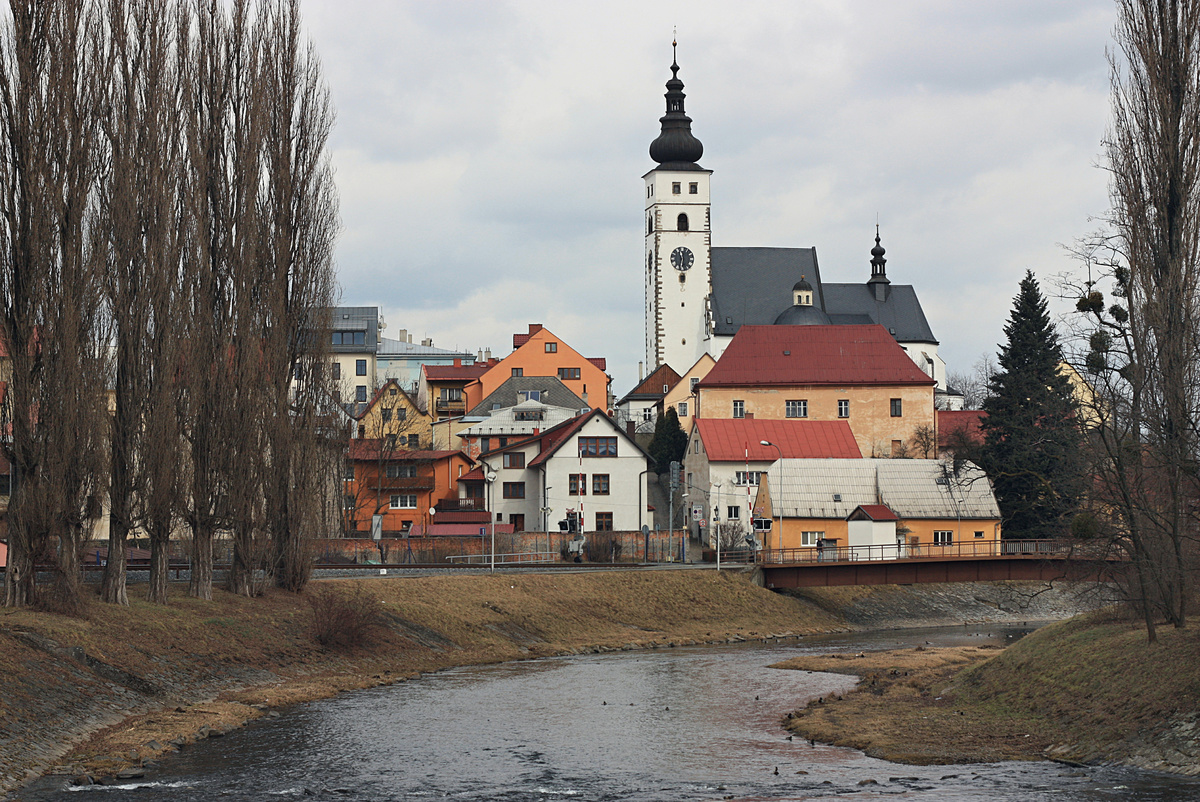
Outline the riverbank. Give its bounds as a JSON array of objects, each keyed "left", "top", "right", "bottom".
[
  {"left": 0, "top": 572, "right": 1100, "bottom": 796},
  {"left": 776, "top": 609, "right": 1200, "bottom": 775}
]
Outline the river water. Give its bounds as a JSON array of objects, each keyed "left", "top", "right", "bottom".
[{"left": 35, "top": 625, "right": 1199, "bottom": 801}]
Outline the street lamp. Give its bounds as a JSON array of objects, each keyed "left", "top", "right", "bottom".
[
  {"left": 483, "top": 467, "right": 497, "bottom": 572},
  {"left": 760, "top": 440, "right": 783, "bottom": 557},
  {"left": 712, "top": 481, "right": 723, "bottom": 571}
]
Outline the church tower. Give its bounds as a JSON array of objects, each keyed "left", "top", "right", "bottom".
[{"left": 644, "top": 43, "right": 712, "bottom": 373}]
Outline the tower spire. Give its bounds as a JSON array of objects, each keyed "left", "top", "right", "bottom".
[
  {"left": 869, "top": 224, "right": 889, "bottom": 284},
  {"left": 649, "top": 39, "right": 704, "bottom": 170}
]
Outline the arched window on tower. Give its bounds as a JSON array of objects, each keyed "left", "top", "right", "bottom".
[
  {"left": 677, "top": 213, "right": 689, "bottom": 232},
  {"left": 647, "top": 216, "right": 653, "bottom": 235}
]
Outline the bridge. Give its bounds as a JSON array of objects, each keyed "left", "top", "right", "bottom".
[{"left": 751, "top": 539, "right": 1109, "bottom": 589}]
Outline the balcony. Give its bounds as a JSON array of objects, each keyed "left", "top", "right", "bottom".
[
  {"left": 436, "top": 497, "right": 487, "bottom": 512},
  {"left": 435, "top": 398, "right": 466, "bottom": 412}
]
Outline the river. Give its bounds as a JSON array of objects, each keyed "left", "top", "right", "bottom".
[{"left": 32, "top": 625, "right": 1199, "bottom": 801}]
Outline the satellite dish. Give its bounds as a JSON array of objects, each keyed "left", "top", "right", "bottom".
[{"left": 483, "top": 468, "right": 497, "bottom": 483}]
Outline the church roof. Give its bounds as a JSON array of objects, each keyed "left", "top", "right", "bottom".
[
  {"left": 708, "top": 246, "right": 937, "bottom": 344},
  {"left": 822, "top": 283, "right": 937, "bottom": 344},
  {"left": 710, "top": 247, "right": 823, "bottom": 335}
]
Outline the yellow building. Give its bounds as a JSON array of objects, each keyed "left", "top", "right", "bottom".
[
  {"left": 697, "top": 324, "right": 937, "bottom": 458},
  {"left": 355, "top": 378, "right": 433, "bottom": 449}
]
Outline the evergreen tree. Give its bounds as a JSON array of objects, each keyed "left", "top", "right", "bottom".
[
  {"left": 648, "top": 407, "right": 688, "bottom": 475},
  {"left": 980, "top": 271, "right": 1086, "bottom": 539}
]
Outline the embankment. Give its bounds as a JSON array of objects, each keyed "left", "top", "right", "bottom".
[{"left": 0, "top": 572, "right": 1099, "bottom": 796}]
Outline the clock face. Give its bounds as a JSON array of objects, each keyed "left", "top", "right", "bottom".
[{"left": 671, "top": 246, "right": 694, "bottom": 271}]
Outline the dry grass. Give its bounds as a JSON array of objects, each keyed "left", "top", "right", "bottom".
[{"left": 776, "top": 609, "right": 1200, "bottom": 766}]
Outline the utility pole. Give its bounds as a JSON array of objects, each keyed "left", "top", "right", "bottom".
[{"left": 668, "top": 460, "right": 679, "bottom": 562}]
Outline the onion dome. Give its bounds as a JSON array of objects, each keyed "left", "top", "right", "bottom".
[
  {"left": 649, "top": 42, "right": 704, "bottom": 170},
  {"left": 792, "top": 276, "right": 814, "bottom": 294}
]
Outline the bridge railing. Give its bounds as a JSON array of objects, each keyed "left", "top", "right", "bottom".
[
  {"left": 758, "top": 539, "right": 1068, "bottom": 565},
  {"left": 446, "top": 551, "right": 559, "bottom": 565}
]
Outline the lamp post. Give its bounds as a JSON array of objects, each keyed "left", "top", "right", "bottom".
[
  {"left": 760, "top": 440, "right": 783, "bottom": 558},
  {"left": 483, "top": 467, "right": 497, "bottom": 572},
  {"left": 712, "top": 481, "right": 723, "bottom": 571}
]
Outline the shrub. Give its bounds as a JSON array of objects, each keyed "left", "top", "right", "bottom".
[{"left": 307, "top": 584, "right": 388, "bottom": 649}]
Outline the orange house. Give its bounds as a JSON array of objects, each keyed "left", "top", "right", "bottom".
[
  {"left": 343, "top": 439, "right": 475, "bottom": 536},
  {"left": 475, "top": 324, "right": 611, "bottom": 411}
]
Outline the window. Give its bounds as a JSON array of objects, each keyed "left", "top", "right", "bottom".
[
  {"left": 595, "top": 512, "right": 614, "bottom": 531},
  {"left": 558, "top": 367, "right": 581, "bottom": 380},
  {"left": 693, "top": 439, "right": 700, "bottom": 454},
  {"left": 356, "top": 386, "right": 367, "bottom": 403},
  {"left": 498, "top": 437, "right": 508, "bottom": 447},
  {"left": 647, "top": 216, "right": 653, "bottom": 235},
  {"left": 331, "top": 362, "right": 341, "bottom": 380},
  {"left": 726, "top": 505, "right": 740, "bottom": 520},
  {"left": 690, "top": 377, "right": 699, "bottom": 393},
  {"left": 510, "top": 513, "right": 525, "bottom": 532},
  {"left": 689, "top": 182, "right": 698, "bottom": 194},
  {"left": 385, "top": 434, "right": 397, "bottom": 450},
  {"left": 732, "top": 400, "right": 745, "bottom": 418},
  {"left": 331, "top": 330, "right": 366, "bottom": 346},
  {"left": 381, "top": 409, "right": 392, "bottom": 423},
  {"left": 503, "top": 482, "right": 526, "bottom": 499},
  {"left": 407, "top": 434, "right": 419, "bottom": 448},
  {"left": 890, "top": 398, "right": 903, "bottom": 417},
  {"left": 569, "top": 473, "right": 587, "bottom": 495},
  {"left": 343, "top": 494, "right": 355, "bottom": 510},
  {"left": 647, "top": 185, "right": 652, "bottom": 198},
  {"left": 838, "top": 399, "right": 850, "bottom": 418},
  {"left": 518, "top": 390, "right": 542, "bottom": 402},
  {"left": 343, "top": 463, "right": 355, "bottom": 481},
  {"left": 786, "top": 399, "right": 808, "bottom": 418},
  {"left": 390, "top": 494, "right": 417, "bottom": 509},
  {"left": 480, "top": 437, "right": 490, "bottom": 452},
  {"left": 385, "top": 464, "right": 417, "bottom": 478},
  {"left": 356, "top": 359, "right": 367, "bottom": 376},
  {"left": 512, "top": 368, "right": 523, "bottom": 377},
  {"left": 672, "top": 181, "right": 681, "bottom": 194},
  {"left": 389, "top": 388, "right": 398, "bottom": 395},
  {"left": 578, "top": 437, "right": 618, "bottom": 457},
  {"left": 677, "top": 213, "right": 689, "bottom": 231},
  {"left": 801, "top": 531, "right": 822, "bottom": 547},
  {"left": 934, "top": 530, "right": 954, "bottom": 545},
  {"left": 545, "top": 342, "right": 557, "bottom": 353},
  {"left": 678, "top": 401, "right": 688, "bottom": 417},
  {"left": 396, "top": 408, "right": 407, "bottom": 421},
  {"left": 642, "top": 408, "right": 653, "bottom": 422},
  {"left": 735, "top": 471, "right": 762, "bottom": 486},
  {"left": 441, "top": 388, "right": 462, "bottom": 401},
  {"left": 503, "top": 452, "right": 525, "bottom": 469},
  {"left": 975, "top": 530, "right": 985, "bottom": 539},
  {"left": 592, "top": 474, "right": 610, "bottom": 495}
]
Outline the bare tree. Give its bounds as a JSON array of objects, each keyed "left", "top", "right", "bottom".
[
  {"left": 945, "top": 354, "right": 996, "bottom": 411},
  {"left": 1070, "top": 0, "right": 1200, "bottom": 641}
]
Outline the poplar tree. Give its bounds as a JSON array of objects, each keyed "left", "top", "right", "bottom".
[{"left": 980, "top": 271, "right": 1085, "bottom": 540}]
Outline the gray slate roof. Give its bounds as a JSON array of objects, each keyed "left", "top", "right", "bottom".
[
  {"left": 766, "top": 458, "right": 998, "bottom": 520},
  {"left": 377, "top": 337, "right": 473, "bottom": 358},
  {"left": 709, "top": 247, "right": 937, "bottom": 344},
  {"left": 469, "top": 376, "right": 587, "bottom": 416}
]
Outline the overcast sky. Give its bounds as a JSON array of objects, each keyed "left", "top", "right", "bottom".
[{"left": 301, "top": 1, "right": 1116, "bottom": 395}]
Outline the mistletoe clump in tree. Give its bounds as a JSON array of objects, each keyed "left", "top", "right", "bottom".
[{"left": 980, "top": 271, "right": 1085, "bottom": 540}]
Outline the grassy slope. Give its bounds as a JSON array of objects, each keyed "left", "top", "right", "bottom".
[{"left": 779, "top": 609, "right": 1200, "bottom": 766}]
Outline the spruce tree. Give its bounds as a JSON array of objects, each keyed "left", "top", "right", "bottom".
[
  {"left": 648, "top": 407, "right": 688, "bottom": 475},
  {"left": 980, "top": 271, "right": 1085, "bottom": 540}
]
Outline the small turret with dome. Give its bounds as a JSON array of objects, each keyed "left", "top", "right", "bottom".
[
  {"left": 773, "top": 274, "right": 831, "bottom": 325},
  {"left": 649, "top": 41, "right": 705, "bottom": 171}
]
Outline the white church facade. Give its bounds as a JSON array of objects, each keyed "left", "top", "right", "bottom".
[{"left": 643, "top": 47, "right": 955, "bottom": 406}]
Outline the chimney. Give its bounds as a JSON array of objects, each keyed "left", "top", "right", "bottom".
[
  {"left": 745, "top": 412, "right": 754, "bottom": 420},
  {"left": 638, "top": 361, "right": 644, "bottom": 382},
  {"left": 397, "top": 328, "right": 408, "bottom": 343},
  {"left": 476, "top": 349, "right": 483, "bottom": 362},
  {"left": 422, "top": 338, "right": 433, "bottom": 347},
  {"left": 408, "top": 333, "right": 414, "bottom": 344},
  {"left": 453, "top": 358, "right": 461, "bottom": 367},
  {"left": 484, "top": 348, "right": 492, "bottom": 361},
  {"left": 582, "top": 391, "right": 589, "bottom": 406},
  {"left": 529, "top": 323, "right": 543, "bottom": 335}
]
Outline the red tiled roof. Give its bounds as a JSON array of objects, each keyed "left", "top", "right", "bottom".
[
  {"left": 852, "top": 504, "right": 899, "bottom": 521},
  {"left": 623, "top": 364, "right": 681, "bottom": 400},
  {"left": 695, "top": 418, "right": 861, "bottom": 461},
  {"left": 432, "top": 510, "right": 490, "bottom": 523},
  {"left": 459, "top": 466, "right": 485, "bottom": 482},
  {"left": 348, "top": 439, "right": 462, "bottom": 462},
  {"left": 526, "top": 412, "right": 594, "bottom": 467},
  {"left": 938, "top": 409, "right": 986, "bottom": 448},
  {"left": 424, "top": 363, "right": 489, "bottom": 381},
  {"left": 700, "top": 325, "right": 936, "bottom": 387},
  {"left": 586, "top": 357, "right": 607, "bottom": 371}
]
